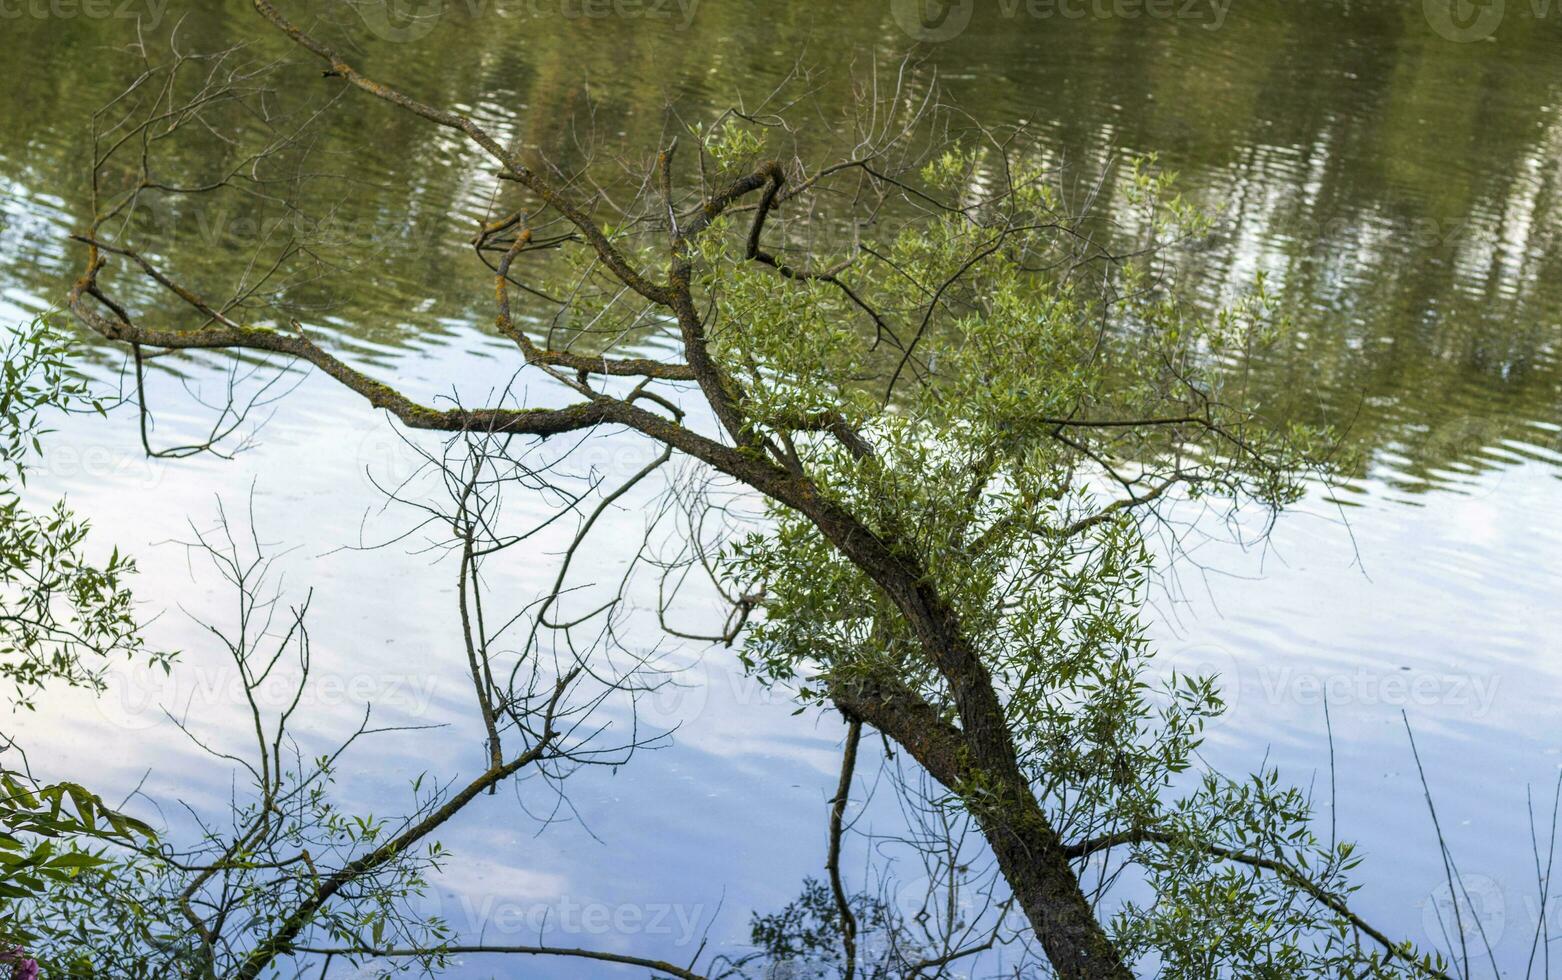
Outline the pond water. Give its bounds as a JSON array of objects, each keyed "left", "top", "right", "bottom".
[{"left": 3, "top": 1, "right": 1562, "bottom": 976}]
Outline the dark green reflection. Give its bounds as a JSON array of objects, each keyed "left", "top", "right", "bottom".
[{"left": 2, "top": 0, "right": 1559, "bottom": 492}]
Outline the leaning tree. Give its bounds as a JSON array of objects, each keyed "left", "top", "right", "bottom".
[{"left": 61, "top": 3, "right": 1468, "bottom": 977}]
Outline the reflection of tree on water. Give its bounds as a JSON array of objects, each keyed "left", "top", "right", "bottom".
[
  {"left": 5, "top": 2, "right": 1560, "bottom": 488},
  {"left": 5, "top": 2, "right": 1562, "bottom": 977}
]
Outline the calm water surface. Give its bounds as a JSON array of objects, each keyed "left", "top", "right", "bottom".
[{"left": 3, "top": 1, "right": 1562, "bottom": 976}]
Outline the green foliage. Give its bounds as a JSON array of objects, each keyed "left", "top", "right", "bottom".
[
  {"left": 0, "top": 772, "right": 151, "bottom": 892},
  {"left": 750, "top": 878, "right": 867, "bottom": 966},
  {"left": 1111, "top": 771, "right": 1452, "bottom": 978},
  {"left": 0, "top": 769, "right": 155, "bottom": 951},
  {"left": 697, "top": 152, "right": 1425, "bottom": 975},
  {"left": 740, "top": 878, "right": 924, "bottom": 980},
  {"left": 7, "top": 527, "right": 451, "bottom": 976},
  {"left": 712, "top": 151, "right": 1296, "bottom": 769},
  {"left": 15, "top": 755, "right": 452, "bottom": 977},
  {"left": 0, "top": 314, "right": 161, "bottom": 955},
  {"left": 0, "top": 314, "right": 161, "bottom": 709},
  {"left": 693, "top": 116, "right": 768, "bottom": 175}
]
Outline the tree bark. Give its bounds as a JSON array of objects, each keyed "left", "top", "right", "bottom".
[{"left": 831, "top": 661, "right": 1133, "bottom": 980}]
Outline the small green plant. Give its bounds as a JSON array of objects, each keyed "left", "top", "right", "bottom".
[{"left": 0, "top": 314, "right": 160, "bottom": 956}]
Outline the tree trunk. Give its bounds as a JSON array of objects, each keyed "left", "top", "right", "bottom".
[
  {"left": 831, "top": 665, "right": 1133, "bottom": 980},
  {"left": 779, "top": 493, "right": 1135, "bottom": 979}
]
